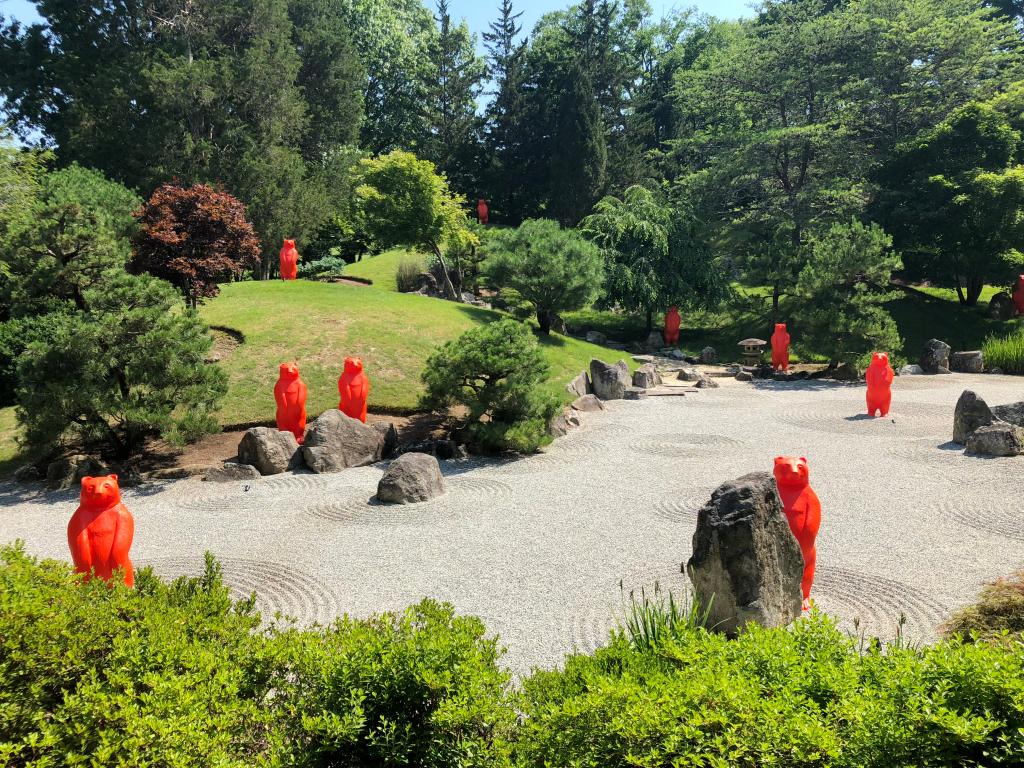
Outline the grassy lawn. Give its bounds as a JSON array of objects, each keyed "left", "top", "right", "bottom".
[
  {"left": 0, "top": 407, "right": 21, "bottom": 474},
  {"left": 201, "top": 279, "right": 632, "bottom": 424},
  {"left": 342, "top": 248, "right": 424, "bottom": 292}
]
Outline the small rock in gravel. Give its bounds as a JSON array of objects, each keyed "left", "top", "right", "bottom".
[
  {"left": 631, "top": 354, "right": 654, "bottom": 363},
  {"left": 632, "top": 363, "right": 662, "bottom": 389},
  {"left": 988, "top": 367, "right": 1004, "bottom": 375},
  {"left": 205, "top": 462, "right": 261, "bottom": 482},
  {"left": 695, "top": 375, "right": 719, "bottom": 388},
  {"left": 238, "top": 427, "right": 302, "bottom": 476},
  {"left": 377, "top": 453, "right": 445, "bottom": 504},
  {"left": 548, "top": 410, "right": 573, "bottom": 438},
  {"left": 667, "top": 349, "right": 686, "bottom": 360},
  {"left": 950, "top": 350, "right": 984, "bottom": 373},
  {"left": 571, "top": 394, "right": 605, "bottom": 412},
  {"left": 590, "top": 358, "right": 631, "bottom": 400},
  {"left": 898, "top": 364, "right": 924, "bottom": 376},
  {"left": 735, "top": 370, "right": 753, "bottom": 382},
  {"left": 677, "top": 367, "right": 700, "bottom": 382},
  {"left": 623, "top": 386, "right": 648, "bottom": 400},
  {"left": 966, "top": 423, "right": 1024, "bottom": 457},
  {"left": 687, "top": 471, "right": 804, "bottom": 636},
  {"left": 953, "top": 390, "right": 995, "bottom": 444}
]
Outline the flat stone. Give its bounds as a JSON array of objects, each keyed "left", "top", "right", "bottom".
[
  {"left": 966, "top": 423, "right": 1024, "bottom": 457},
  {"left": 204, "top": 462, "right": 261, "bottom": 482},
  {"left": 735, "top": 371, "right": 753, "bottom": 382},
  {"left": 950, "top": 351, "right": 984, "bottom": 374},
  {"left": 302, "top": 409, "right": 383, "bottom": 473},
  {"left": 991, "top": 401, "right": 1024, "bottom": 427},
  {"left": 571, "top": 394, "right": 605, "bottom": 412},
  {"left": 686, "top": 472, "right": 804, "bottom": 636},
  {"left": 631, "top": 355, "right": 655, "bottom": 363},
  {"left": 238, "top": 427, "right": 302, "bottom": 476},
  {"left": 377, "top": 453, "right": 445, "bottom": 503},
  {"left": 623, "top": 386, "right": 648, "bottom": 400},
  {"left": 898, "top": 364, "right": 924, "bottom": 376}
]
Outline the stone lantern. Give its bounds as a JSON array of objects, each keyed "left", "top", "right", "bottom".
[{"left": 738, "top": 338, "right": 767, "bottom": 366}]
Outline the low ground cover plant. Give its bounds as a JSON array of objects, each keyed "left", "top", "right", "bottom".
[{"left": 945, "top": 570, "right": 1024, "bottom": 643}]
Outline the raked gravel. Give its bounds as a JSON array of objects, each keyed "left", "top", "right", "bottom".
[{"left": 2, "top": 372, "right": 1022, "bottom": 675}]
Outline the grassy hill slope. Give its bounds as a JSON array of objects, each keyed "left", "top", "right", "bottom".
[{"left": 201, "top": 279, "right": 629, "bottom": 425}]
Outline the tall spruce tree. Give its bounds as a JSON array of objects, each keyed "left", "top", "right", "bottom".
[
  {"left": 424, "top": 0, "right": 486, "bottom": 195},
  {"left": 549, "top": 63, "right": 607, "bottom": 226}
]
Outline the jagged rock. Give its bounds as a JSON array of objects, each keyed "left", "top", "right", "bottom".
[
  {"left": 695, "top": 375, "right": 719, "bottom": 388},
  {"left": 699, "top": 346, "right": 717, "bottom": 364},
  {"left": 677, "top": 367, "right": 700, "bottom": 382},
  {"left": 302, "top": 410, "right": 383, "bottom": 473},
  {"left": 735, "top": 370, "right": 753, "bottom": 382},
  {"left": 571, "top": 394, "right": 605, "bottom": 412},
  {"left": 373, "top": 422, "right": 400, "bottom": 459},
  {"left": 645, "top": 330, "right": 664, "bottom": 350},
  {"left": 966, "top": 423, "right": 1024, "bottom": 457},
  {"left": 566, "top": 370, "right": 591, "bottom": 398},
  {"left": 590, "top": 358, "right": 631, "bottom": 400},
  {"left": 585, "top": 330, "right": 607, "bottom": 345},
  {"left": 46, "top": 455, "right": 110, "bottom": 490},
  {"left": 953, "top": 390, "right": 995, "bottom": 444},
  {"left": 987, "top": 291, "right": 1016, "bottom": 320},
  {"left": 377, "top": 453, "right": 445, "bottom": 504},
  {"left": 950, "top": 351, "right": 984, "bottom": 373},
  {"left": 204, "top": 462, "right": 261, "bottom": 482},
  {"left": 548, "top": 410, "right": 573, "bottom": 438},
  {"left": 238, "top": 427, "right": 302, "bottom": 475},
  {"left": 992, "top": 401, "right": 1024, "bottom": 427},
  {"left": 623, "top": 386, "right": 648, "bottom": 400},
  {"left": 686, "top": 472, "right": 804, "bottom": 636},
  {"left": 632, "top": 363, "right": 662, "bottom": 389},
  {"left": 898, "top": 364, "right": 924, "bottom": 376},
  {"left": 920, "top": 338, "right": 952, "bottom": 374}
]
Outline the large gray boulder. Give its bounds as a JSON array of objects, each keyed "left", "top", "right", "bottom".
[
  {"left": 590, "top": 358, "right": 631, "bottom": 400},
  {"left": 987, "top": 291, "right": 1016, "bottom": 320},
  {"left": 686, "top": 472, "right": 804, "bottom": 636},
  {"left": 992, "top": 401, "right": 1024, "bottom": 427},
  {"left": 46, "top": 454, "right": 109, "bottom": 491},
  {"left": 377, "top": 453, "right": 445, "bottom": 503},
  {"left": 953, "top": 390, "right": 995, "bottom": 444},
  {"left": 920, "top": 338, "right": 952, "bottom": 374},
  {"left": 373, "top": 422, "right": 400, "bottom": 460},
  {"left": 237, "top": 428, "right": 302, "bottom": 475},
  {"left": 966, "top": 423, "right": 1024, "bottom": 457},
  {"left": 950, "top": 350, "right": 984, "bottom": 374},
  {"left": 632, "top": 363, "right": 662, "bottom": 389},
  {"left": 645, "top": 330, "right": 664, "bottom": 350},
  {"left": 302, "top": 409, "right": 383, "bottom": 473}
]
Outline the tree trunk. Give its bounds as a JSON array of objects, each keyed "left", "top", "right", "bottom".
[
  {"left": 430, "top": 243, "right": 459, "bottom": 301},
  {"left": 537, "top": 309, "right": 551, "bottom": 335},
  {"left": 645, "top": 308, "right": 653, "bottom": 333},
  {"left": 965, "top": 275, "right": 984, "bottom": 306},
  {"left": 772, "top": 283, "right": 781, "bottom": 315}
]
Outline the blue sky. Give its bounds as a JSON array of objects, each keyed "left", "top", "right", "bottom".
[{"left": 1, "top": 0, "right": 751, "bottom": 38}]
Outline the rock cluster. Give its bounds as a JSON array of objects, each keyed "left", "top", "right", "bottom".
[
  {"left": 953, "top": 389, "right": 1024, "bottom": 456},
  {"left": 686, "top": 472, "right": 804, "bottom": 636}
]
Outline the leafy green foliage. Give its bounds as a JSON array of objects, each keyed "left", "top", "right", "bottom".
[
  {"left": 483, "top": 219, "right": 603, "bottom": 334},
  {"left": 16, "top": 272, "right": 226, "bottom": 458},
  {"left": 517, "top": 612, "right": 1024, "bottom": 768},
  {"left": 582, "top": 185, "right": 727, "bottom": 330},
  {"left": 420, "top": 319, "right": 558, "bottom": 453},
  {"left": 791, "top": 220, "right": 903, "bottom": 366},
  {"left": 2, "top": 164, "right": 139, "bottom": 317},
  {"left": 549, "top": 63, "right": 606, "bottom": 226},
  {"left": 0, "top": 545, "right": 513, "bottom": 767},
  {"left": 983, "top": 327, "right": 1024, "bottom": 374}
]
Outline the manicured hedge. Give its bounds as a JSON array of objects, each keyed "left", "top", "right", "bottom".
[{"left": 2, "top": 545, "right": 1023, "bottom": 767}]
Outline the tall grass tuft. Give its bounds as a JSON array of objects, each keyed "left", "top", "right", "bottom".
[
  {"left": 395, "top": 256, "right": 425, "bottom": 293},
  {"left": 982, "top": 327, "right": 1024, "bottom": 374},
  {"left": 618, "top": 581, "right": 711, "bottom": 652}
]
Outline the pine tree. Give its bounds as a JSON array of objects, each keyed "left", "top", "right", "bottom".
[
  {"left": 549, "top": 63, "right": 607, "bottom": 226},
  {"left": 424, "top": 0, "right": 486, "bottom": 194}
]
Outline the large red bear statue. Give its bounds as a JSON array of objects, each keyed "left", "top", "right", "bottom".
[
  {"left": 67, "top": 474, "right": 135, "bottom": 587},
  {"left": 663, "top": 306, "right": 681, "bottom": 346},
  {"left": 476, "top": 199, "right": 489, "bottom": 226},
  {"left": 865, "top": 352, "right": 894, "bottom": 417},
  {"left": 279, "top": 239, "right": 299, "bottom": 280},
  {"left": 1013, "top": 275, "right": 1024, "bottom": 316},
  {"left": 338, "top": 356, "right": 370, "bottom": 422},
  {"left": 275, "top": 362, "right": 308, "bottom": 443},
  {"left": 770, "top": 323, "right": 791, "bottom": 371},
  {"left": 773, "top": 456, "right": 821, "bottom": 611}
]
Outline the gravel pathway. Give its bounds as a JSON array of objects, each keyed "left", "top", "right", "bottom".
[{"left": 3, "top": 373, "right": 1022, "bottom": 675}]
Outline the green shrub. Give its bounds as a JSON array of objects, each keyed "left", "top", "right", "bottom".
[
  {"left": 298, "top": 254, "right": 350, "bottom": 278},
  {"left": 420, "top": 319, "right": 559, "bottom": 453},
  {"left": 945, "top": 570, "right": 1024, "bottom": 643},
  {"left": 396, "top": 255, "right": 426, "bottom": 292},
  {"left": 516, "top": 613, "right": 1024, "bottom": 768},
  {"left": 983, "top": 327, "right": 1024, "bottom": 374},
  {"left": 0, "top": 545, "right": 514, "bottom": 767}
]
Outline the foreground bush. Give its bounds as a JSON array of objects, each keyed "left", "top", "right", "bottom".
[
  {"left": 0, "top": 546, "right": 513, "bottom": 767},
  {"left": 983, "top": 328, "right": 1024, "bottom": 375},
  {"left": 420, "top": 319, "right": 559, "bottom": 453},
  {"left": 517, "top": 611, "right": 1024, "bottom": 767}
]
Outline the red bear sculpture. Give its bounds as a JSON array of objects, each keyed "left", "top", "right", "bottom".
[
  {"left": 773, "top": 456, "right": 821, "bottom": 611},
  {"left": 1013, "top": 275, "right": 1024, "bottom": 316},
  {"left": 67, "top": 474, "right": 135, "bottom": 587},
  {"left": 338, "top": 356, "right": 370, "bottom": 422},
  {"left": 477, "top": 199, "right": 489, "bottom": 225},
  {"left": 770, "top": 323, "right": 791, "bottom": 371},
  {"left": 865, "top": 352, "right": 894, "bottom": 417},
  {"left": 279, "top": 238, "right": 299, "bottom": 281},
  {"left": 663, "top": 306, "right": 681, "bottom": 346},
  {"left": 275, "top": 362, "right": 308, "bottom": 443}
]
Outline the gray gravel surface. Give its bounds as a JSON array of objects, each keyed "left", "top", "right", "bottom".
[{"left": 3, "top": 373, "right": 1022, "bottom": 675}]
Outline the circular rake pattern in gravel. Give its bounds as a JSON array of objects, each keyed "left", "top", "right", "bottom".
[
  {"left": 446, "top": 476, "right": 515, "bottom": 500},
  {"left": 648, "top": 489, "right": 712, "bottom": 524},
  {"left": 937, "top": 500, "right": 1024, "bottom": 542},
  {"left": 631, "top": 432, "right": 743, "bottom": 459},
  {"left": 139, "top": 556, "right": 343, "bottom": 626},
  {"left": 811, "top": 566, "right": 948, "bottom": 643},
  {"left": 561, "top": 609, "right": 621, "bottom": 655},
  {"left": 775, "top": 401, "right": 943, "bottom": 438},
  {"left": 258, "top": 472, "right": 336, "bottom": 494},
  {"left": 172, "top": 482, "right": 315, "bottom": 514},
  {"left": 305, "top": 494, "right": 452, "bottom": 526}
]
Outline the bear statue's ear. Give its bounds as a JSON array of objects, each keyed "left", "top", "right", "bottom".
[
  {"left": 799, "top": 456, "right": 807, "bottom": 464},
  {"left": 111, "top": 474, "right": 118, "bottom": 481},
  {"left": 774, "top": 455, "right": 783, "bottom": 462}
]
